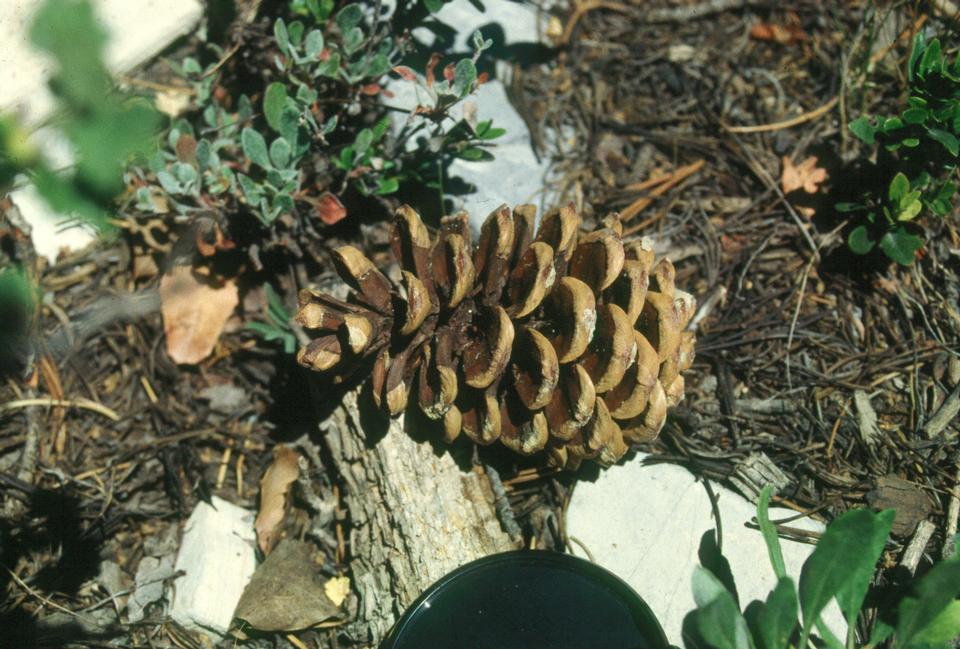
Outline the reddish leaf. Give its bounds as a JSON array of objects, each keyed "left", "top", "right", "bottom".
[
  {"left": 195, "top": 222, "right": 236, "bottom": 257},
  {"left": 425, "top": 53, "right": 442, "bottom": 88},
  {"left": 443, "top": 63, "right": 456, "bottom": 83},
  {"left": 316, "top": 192, "right": 348, "bottom": 225},
  {"left": 361, "top": 83, "right": 381, "bottom": 96},
  {"left": 160, "top": 266, "right": 239, "bottom": 364},
  {"left": 477, "top": 71, "right": 489, "bottom": 86},
  {"left": 393, "top": 65, "right": 416, "bottom": 81}
]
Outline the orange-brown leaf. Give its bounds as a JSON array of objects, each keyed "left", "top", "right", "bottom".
[
  {"left": 316, "top": 192, "right": 348, "bottom": 225},
  {"left": 255, "top": 445, "right": 301, "bottom": 555},
  {"left": 781, "top": 155, "right": 827, "bottom": 195},
  {"left": 159, "top": 266, "right": 239, "bottom": 364}
]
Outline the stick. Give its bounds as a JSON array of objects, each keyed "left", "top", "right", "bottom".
[
  {"left": 724, "top": 96, "right": 838, "bottom": 134},
  {"left": 901, "top": 520, "right": 936, "bottom": 575}
]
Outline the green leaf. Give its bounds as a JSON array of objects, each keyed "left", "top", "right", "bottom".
[
  {"left": 458, "top": 147, "right": 494, "bottom": 161},
  {"left": 752, "top": 578, "right": 799, "bottom": 649},
  {"left": 883, "top": 116, "right": 904, "bottom": 132},
  {"left": 288, "top": 21, "right": 305, "bottom": 47},
  {"left": 264, "top": 82, "right": 289, "bottom": 133},
  {"left": 480, "top": 126, "right": 506, "bottom": 140},
  {"left": 903, "top": 107, "right": 929, "bottom": 125},
  {"left": 365, "top": 53, "right": 391, "bottom": 78},
  {"left": 270, "top": 137, "right": 292, "bottom": 168},
  {"left": 376, "top": 176, "right": 399, "bottom": 195},
  {"left": 336, "top": 3, "right": 363, "bottom": 31},
  {"left": 353, "top": 128, "right": 374, "bottom": 157},
  {"left": 920, "top": 38, "right": 942, "bottom": 77},
  {"left": 242, "top": 128, "right": 271, "bottom": 169},
  {"left": 908, "top": 33, "right": 925, "bottom": 81},
  {"left": 833, "top": 510, "right": 894, "bottom": 645},
  {"left": 453, "top": 58, "right": 477, "bottom": 97},
  {"left": 835, "top": 202, "right": 864, "bottom": 213},
  {"left": 30, "top": 0, "right": 110, "bottom": 108},
  {"left": 195, "top": 139, "right": 212, "bottom": 171},
  {"left": 691, "top": 567, "right": 754, "bottom": 649},
  {"left": 424, "top": 0, "right": 445, "bottom": 11},
  {"left": 343, "top": 26, "right": 364, "bottom": 54},
  {"left": 264, "top": 285, "right": 291, "bottom": 326},
  {"left": 908, "top": 600, "right": 960, "bottom": 647},
  {"left": 927, "top": 128, "right": 960, "bottom": 156},
  {"left": 304, "top": 30, "right": 324, "bottom": 58},
  {"left": 757, "top": 486, "right": 787, "bottom": 579},
  {"left": 797, "top": 509, "right": 893, "bottom": 648},
  {"left": 896, "top": 555, "right": 960, "bottom": 646},
  {"left": 901, "top": 137, "right": 921, "bottom": 148},
  {"left": 879, "top": 226, "right": 924, "bottom": 265},
  {"left": 898, "top": 199, "right": 922, "bottom": 221},
  {"left": 274, "top": 18, "right": 290, "bottom": 55},
  {"left": 849, "top": 117, "right": 876, "bottom": 145},
  {"left": 237, "top": 173, "right": 264, "bottom": 204},
  {"left": 889, "top": 172, "right": 910, "bottom": 203},
  {"left": 32, "top": 168, "right": 108, "bottom": 228}
]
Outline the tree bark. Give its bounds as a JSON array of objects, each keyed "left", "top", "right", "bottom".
[{"left": 321, "top": 390, "right": 516, "bottom": 645}]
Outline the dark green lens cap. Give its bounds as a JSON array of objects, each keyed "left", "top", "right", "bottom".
[{"left": 380, "top": 550, "right": 669, "bottom": 649}]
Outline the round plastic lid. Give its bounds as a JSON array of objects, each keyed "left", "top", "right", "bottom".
[{"left": 380, "top": 550, "right": 669, "bottom": 649}]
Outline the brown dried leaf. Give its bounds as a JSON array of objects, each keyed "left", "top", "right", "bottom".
[
  {"left": 159, "top": 266, "right": 238, "bottom": 364},
  {"left": 316, "top": 192, "right": 348, "bottom": 225},
  {"left": 255, "top": 446, "right": 300, "bottom": 555},
  {"left": 781, "top": 155, "right": 827, "bottom": 195},
  {"left": 750, "top": 20, "right": 808, "bottom": 45},
  {"left": 233, "top": 539, "right": 342, "bottom": 632}
]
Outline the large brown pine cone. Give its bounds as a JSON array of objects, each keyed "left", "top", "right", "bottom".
[{"left": 295, "top": 204, "right": 696, "bottom": 469}]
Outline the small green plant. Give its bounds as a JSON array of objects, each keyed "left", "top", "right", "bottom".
[
  {"left": 843, "top": 34, "right": 960, "bottom": 265},
  {"left": 138, "top": 3, "right": 504, "bottom": 228},
  {"left": 683, "top": 486, "right": 960, "bottom": 649},
  {"left": 246, "top": 284, "right": 297, "bottom": 354}
]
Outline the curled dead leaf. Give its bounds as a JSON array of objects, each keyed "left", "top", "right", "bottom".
[
  {"left": 160, "top": 266, "right": 239, "bottom": 364},
  {"left": 255, "top": 445, "right": 301, "bottom": 555},
  {"left": 316, "top": 192, "right": 348, "bottom": 226}
]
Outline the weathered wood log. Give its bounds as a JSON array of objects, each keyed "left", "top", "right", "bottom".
[{"left": 321, "top": 389, "right": 515, "bottom": 645}]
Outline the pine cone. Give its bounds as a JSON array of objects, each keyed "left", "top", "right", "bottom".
[{"left": 296, "top": 204, "right": 696, "bottom": 469}]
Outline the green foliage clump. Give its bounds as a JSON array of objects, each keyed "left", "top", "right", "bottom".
[
  {"left": 683, "top": 486, "right": 960, "bottom": 649},
  {"left": 141, "top": 2, "right": 505, "bottom": 228},
  {"left": 0, "top": 0, "right": 161, "bottom": 229},
  {"left": 843, "top": 34, "right": 960, "bottom": 265}
]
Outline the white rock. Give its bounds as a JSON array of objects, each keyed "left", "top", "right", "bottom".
[
  {"left": 383, "top": 0, "right": 553, "bottom": 231},
  {"left": 170, "top": 496, "right": 257, "bottom": 635},
  {"left": 566, "top": 454, "right": 847, "bottom": 645}
]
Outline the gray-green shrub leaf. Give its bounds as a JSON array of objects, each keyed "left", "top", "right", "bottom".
[
  {"left": 242, "top": 128, "right": 271, "bottom": 169},
  {"left": 270, "top": 138, "right": 291, "bottom": 168},
  {"left": 453, "top": 58, "right": 477, "bottom": 97},
  {"left": 304, "top": 30, "right": 324, "bottom": 58},
  {"left": 264, "top": 82, "right": 288, "bottom": 132}
]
